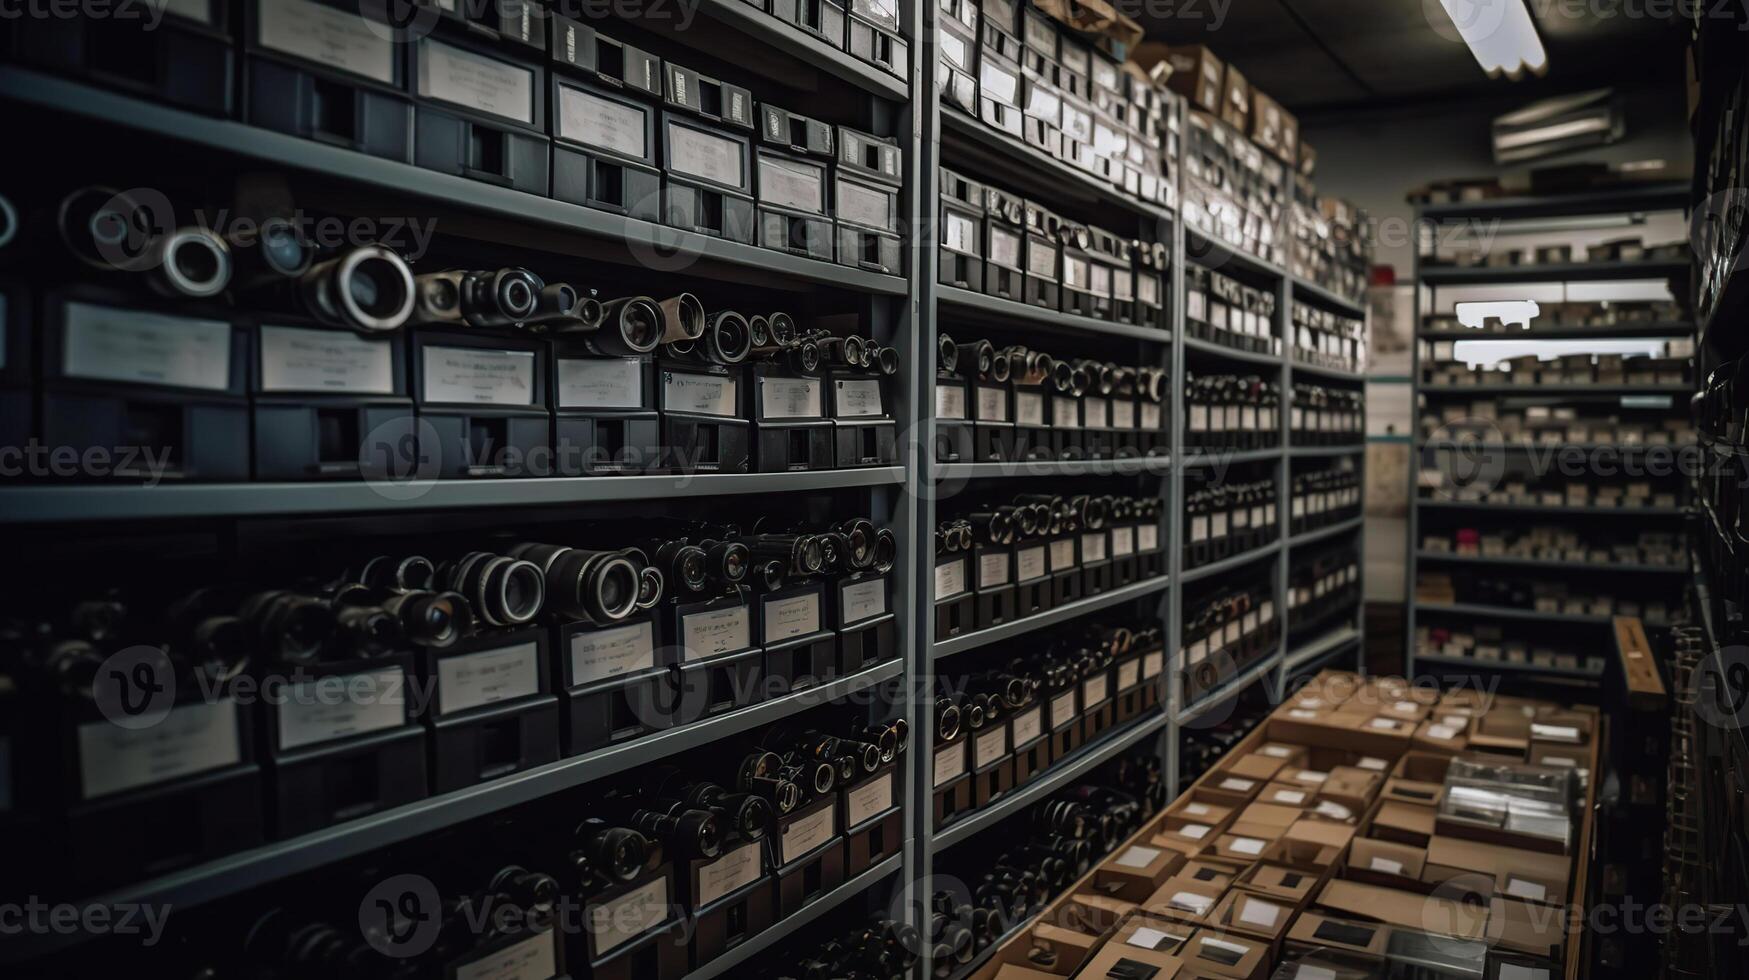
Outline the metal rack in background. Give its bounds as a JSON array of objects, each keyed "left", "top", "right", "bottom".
[{"left": 1405, "top": 184, "right": 1695, "bottom": 689}]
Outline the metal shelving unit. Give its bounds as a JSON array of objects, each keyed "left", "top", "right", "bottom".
[
  {"left": 932, "top": 458, "right": 1172, "bottom": 481},
  {"left": 682, "top": 857, "right": 906, "bottom": 980},
  {"left": 1406, "top": 186, "right": 1693, "bottom": 682}
]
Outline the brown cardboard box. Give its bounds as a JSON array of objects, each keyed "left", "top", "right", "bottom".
[
  {"left": 1259, "top": 782, "right": 1315, "bottom": 808},
  {"left": 992, "top": 967, "right": 1065, "bottom": 980},
  {"left": 1108, "top": 912, "right": 1198, "bottom": 957},
  {"left": 1496, "top": 868, "right": 1564, "bottom": 906},
  {"left": 1469, "top": 711, "right": 1531, "bottom": 758},
  {"left": 1236, "top": 802, "right": 1304, "bottom": 830},
  {"left": 1381, "top": 776, "right": 1446, "bottom": 808},
  {"left": 1249, "top": 88, "right": 1284, "bottom": 158},
  {"left": 1370, "top": 801, "right": 1437, "bottom": 846},
  {"left": 1157, "top": 44, "right": 1224, "bottom": 113},
  {"left": 1203, "top": 771, "right": 1266, "bottom": 805},
  {"left": 1062, "top": 892, "right": 1138, "bottom": 936},
  {"left": 1253, "top": 742, "right": 1309, "bottom": 767},
  {"left": 1210, "top": 828, "right": 1276, "bottom": 864},
  {"left": 1095, "top": 842, "right": 1189, "bottom": 902},
  {"left": 1321, "top": 767, "right": 1384, "bottom": 810},
  {"left": 1411, "top": 718, "right": 1468, "bottom": 754},
  {"left": 1221, "top": 64, "right": 1250, "bottom": 132},
  {"left": 1392, "top": 752, "right": 1453, "bottom": 784},
  {"left": 1284, "top": 818, "right": 1357, "bottom": 854},
  {"left": 1283, "top": 911, "right": 1390, "bottom": 957},
  {"left": 1486, "top": 896, "right": 1567, "bottom": 959},
  {"left": 1347, "top": 838, "right": 1429, "bottom": 887},
  {"left": 1423, "top": 836, "right": 1569, "bottom": 896},
  {"left": 1224, "top": 753, "right": 1288, "bottom": 783},
  {"left": 1529, "top": 744, "right": 1588, "bottom": 774},
  {"left": 1234, "top": 863, "right": 1321, "bottom": 905},
  {"left": 1209, "top": 890, "right": 1296, "bottom": 944},
  {"left": 1277, "top": 767, "right": 1332, "bottom": 792},
  {"left": 1024, "top": 923, "right": 1101, "bottom": 975},
  {"left": 1158, "top": 814, "right": 1228, "bottom": 851},
  {"left": 1075, "top": 943, "right": 1184, "bottom": 979},
  {"left": 1277, "top": 107, "right": 1299, "bottom": 170},
  {"left": 1179, "top": 930, "right": 1270, "bottom": 979},
  {"left": 1314, "top": 879, "right": 1488, "bottom": 940},
  {"left": 1176, "top": 860, "right": 1239, "bottom": 891},
  {"left": 1146, "top": 876, "right": 1228, "bottom": 926},
  {"left": 1303, "top": 797, "right": 1361, "bottom": 825},
  {"left": 1297, "top": 140, "right": 1316, "bottom": 178},
  {"left": 1169, "top": 792, "right": 1237, "bottom": 827},
  {"left": 1260, "top": 836, "right": 1343, "bottom": 871}
]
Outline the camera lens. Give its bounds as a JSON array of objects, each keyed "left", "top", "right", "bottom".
[
  {"left": 747, "top": 315, "right": 771, "bottom": 349},
  {"left": 838, "top": 519, "right": 876, "bottom": 568},
  {"left": 582, "top": 826, "right": 647, "bottom": 882},
  {"left": 809, "top": 761, "right": 836, "bottom": 796},
  {"left": 256, "top": 217, "right": 311, "bottom": 278},
  {"left": 360, "top": 554, "right": 435, "bottom": 594},
  {"left": 708, "top": 540, "right": 749, "bottom": 585},
  {"left": 384, "top": 590, "right": 471, "bottom": 648},
  {"left": 334, "top": 605, "right": 402, "bottom": 656},
  {"left": 787, "top": 340, "right": 821, "bottom": 373},
  {"left": 705, "top": 310, "right": 754, "bottom": 365},
  {"left": 598, "top": 296, "right": 665, "bottom": 354},
  {"left": 756, "top": 559, "right": 785, "bottom": 592},
  {"left": 58, "top": 186, "right": 154, "bottom": 270},
  {"left": 938, "top": 334, "right": 959, "bottom": 374},
  {"left": 636, "top": 566, "right": 664, "bottom": 610},
  {"left": 876, "top": 346, "right": 900, "bottom": 376},
  {"left": 873, "top": 528, "right": 897, "bottom": 572},
  {"left": 658, "top": 292, "right": 706, "bottom": 343},
  {"left": 1051, "top": 360, "right": 1074, "bottom": 391},
  {"left": 675, "top": 808, "right": 723, "bottom": 859},
  {"left": 143, "top": 226, "right": 232, "bottom": 298},
  {"left": 843, "top": 335, "right": 868, "bottom": 368},
  {"left": 768, "top": 312, "right": 797, "bottom": 345},
  {"left": 670, "top": 544, "right": 709, "bottom": 593},
  {"left": 988, "top": 350, "right": 1012, "bottom": 383},
  {"left": 797, "top": 536, "right": 825, "bottom": 575},
  {"left": 489, "top": 268, "right": 541, "bottom": 322},
  {"left": 307, "top": 245, "right": 416, "bottom": 335},
  {"left": 572, "top": 295, "right": 605, "bottom": 330},
  {"left": 724, "top": 792, "right": 772, "bottom": 840},
  {"left": 243, "top": 591, "right": 337, "bottom": 665}
]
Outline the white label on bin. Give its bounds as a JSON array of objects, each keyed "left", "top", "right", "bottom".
[
  {"left": 840, "top": 578, "right": 886, "bottom": 624},
  {"left": 259, "top": 0, "right": 394, "bottom": 83},
  {"left": 933, "top": 742, "right": 966, "bottom": 787},
  {"left": 276, "top": 668, "right": 407, "bottom": 750},
  {"left": 1235, "top": 894, "right": 1277, "bottom": 926},
  {"left": 558, "top": 357, "right": 643, "bottom": 409},
  {"left": 558, "top": 85, "right": 648, "bottom": 158},
  {"left": 1118, "top": 660, "right": 1140, "bottom": 690},
  {"left": 588, "top": 877, "right": 668, "bottom": 955},
  {"left": 418, "top": 39, "right": 534, "bottom": 125},
  {"left": 990, "top": 227, "right": 1021, "bottom": 268},
  {"left": 1112, "top": 527, "right": 1135, "bottom": 558},
  {"left": 63, "top": 303, "right": 232, "bottom": 391},
  {"left": 1218, "top": 777, "right": 1254, "bottom": 792},
  {"left": 1011, "top": 706, "right": 1042, "bottom": 745},
  {"left": 259, "top": 325, "right": 394, "bottom": 394},
  {"left": 1183, "top": 803, "right": 1211, "bottom": 816},
  {"left": 1016, "top": 391, "right": 1045, "bottom": 426},
  {"left": 835, "top": 378, "right": 884, "bottom": 417},
  {"left": 944, "top": 212, "right": 977, "bottom": 253},
  {"left": 570, "top": 621, "right": 656, "bottom": 685},
  {"left": 975, "top": 727, "right": 1007, "bottom": 769},
  {"left": 1177, "top": 823, "right": 1210, "bottom": 841},
  {"left": 1016, "top": 545, "right": 1047, "bottom": 583},
  {"left": 758, "top": 156, "right": 824, "bottom": 213},
  {"left": 763, "top": 592, "right": 821, "bottom": 643},
  {"left": 1051, "top": 692, "right": 1077, "bottom": 730},
  {"left": 1141, "top": 403, "right": 1162, "bottom": 429},
  {"left": 667, "top": 122, "right": 744, "bottom": 187},
  {"left": 1083, "top": 674, "right": 1108, "bottom": 706},
  {"left": 437, "top": 641, "right": 539, "bottom": 715},
  {"left": 1143, "top": 651, "right": 1162, "bottom": 679},
  {"left": 1506, "top": 878, "right": 1548, "bottom": 902},
  {"left": 780, "top": 806, "right": 834, "bottom": 864},
  {"left": 1191, "top": 516, "right": 1209, "bottom": 543},
  {"left": 1053, "top": 397, "right": 1079, "bottom": 428},
  {"left": 423, "top": 346, "right": 536, "bottom": 405},
  {"left": 935, "top": 559, "right": 967, "bottom": 599},
  {"left": 1083, "top": 397, "right": 1108, "bottom": 428},
  {"left": 695, "top": 842, "right": 762, "bottom": 908},
  {"left": 760, "top": 377, "right": 822, "bottom": 419},
  {"left": 936, "top": 383, "right": 967, "bottom": 420},
  {"left": 1230, "top": 837, "right": 1265, "bottom": 856},
  {"left": 978, "top": 551, "right": 1010, "bottom": 588},
  {"left": 1050, "top": 539, "right": 1076, "bottom": 571},
  {"left": 1111, "top": 401, "right": 1136, "bottom": 429},
  {"left": 1082, "top": 533, "right": 1107, "bottom": 562},
  {"left": 847, "top": 772, "right": 894, "bottom": 826},
  {"left": 1271, "top": 789, "right": 1306, "bottom": 805},
  {"left": 839, "top": 178, "right": 895, "bottom": 232},
  {"left": 682, "top": 605, "right": 751, "bottom": 661},
  {"left": 78, "top": 698, "right": 240, "bottom": 799},
  {"left": 1116, "top": 845, "right": 1162, "bottom": 870},
  {"left": 663, "top": 371, "right": 738, "bottom": 417},
  {"left": 454, "top": 929, "right": 557, "bottom": 980},
  {"left": 1138, "top": 525, "right": 1159, "bottom": 551},
  {"left": 1370, "top": 857, "right": 1405, "bottom": 876},
  {"left": 977, "top": 386, "right": 1008, "bottom": 422}
]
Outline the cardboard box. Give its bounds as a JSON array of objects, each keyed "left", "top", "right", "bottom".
[
  {"left": 1370, "top": 801, "right": 1436, "bottom": 846},
  {"left": 1203, "top": 772, "right": 1266, "bottom": 805},
  {"left": 1486, "top": 896, "right": 1566, "bottom": 959},
  {"left": 1260, "top": 836, "right": 1343, "bottom": 871},
  {"left": 1220, "top": 64, "right": 1249, "bottom": 132},
  {"left": 1283, "top": 818, "right": 1356, "bottom": 854},
  {"left": 1146, "top": 876, "right": 1228, "bottom": 926},
  {"left": 1314, "top": 879, "right": 1488, "bottom": 941},
  {"left": 1320, "top": 767, "right": 1383, "bottom": 810},
  {"left": 1169, "top": 795, "right": 1236, "bottom": 827},
  {"left": 1175, "top": 860, "right": 1239, "bottom": 891},
  {"left": 1283, "top": 910, "right": 1390, "bottom": 958},
  {"left": 1157, "top": 44, "right": 1224, "bottom": 114},
  {"left": 1253, "top": 742, "right": 1309, "bottom": 767},
  {"left": 1411, "top": 717, "right": 1468, "bottom": 754},
  {"left": 1496, "top": 867, "right": 1563, "bottom": 906},
  {"left": 1423, "top": 836, "right": 1569, "bottom": 897},
  {"left": 1096, "top": 842, "right": 1188, "bottom": 902},
  {"left": 1298, "top": 139, "right": 1316, "bottom": 178},
  {"left": 1381, "top": 776, "right": 1446, "bottom": 808},
  {"left": 1109, "top": 912, "right": 1198, "bottom": 957},
  {"left": 1234, "top": 863, "right": 1321, "bottom": 905},
  {"left": 1157, "top": 814, "right": 1227, "bottom": 851},
  {"left": 1209, "top": 890, "right": 1296, "bottom": 944},
  {"left": 1235, "top": 802, "right": 1304, "bottom": 830},
  {"left": 1224, "top": 753, "right": 1289, "bottom": 783},
  {"left": 1009, "top": 922, "right": 1099, "bottom": 976},
  {"left": 1258, "top": 782, "right": 1315, "bottom": 808},
  {"left": 1347, "top": 837, "right": 1428, "bottom": 887},
  {"left": 1393, "top": 752, "right": 1453, "bottom": 784},
  {"left": 992, "top": 967, "right": 1064, "bottom": 980},
  {"left": 1179, "top": 930, "right": 1269, "bottom": 978},
  {"left": 1075, "top": 942, "right": 1184, "bottom": 979},
  {"left": 1063, "top": 892, "right": 1138, "bottom": 936}
]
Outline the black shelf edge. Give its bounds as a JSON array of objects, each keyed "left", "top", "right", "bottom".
[
  {"left": 1288, "top": 445, "right": 1364, "bottom": 458},
  {"left": 1414, "top": 183, "right": 1690, "bottom": 220},
  {"left": 1411, "top": 442, "right": 1690, "bottom": 453},
  {"left": 937, "top": 285, "right": 1176, "bottom": 342},
  {"left": 1416, "top": 500, "right": 1689, "bottom": 516},
  {"left": 1183, "top": 448, "right": 1282, "bottom": 466},
  {"left": 1419, "top": 383, "right": 1690, "bottom": 396},
  {"left": 691, "top": 0, "right": 908, "bottom": 98},
  {"left": 1288, "top": 358, "right": 1367, "bottom": 382},
  {"left": 1417, "top": 322, "right": 1696, "bottom": 341},
  {"left": 933, "top": 457, "right": 1172, "bottom": 480},
  {"left": 1419, "top": 260, "right": 1689, "bottom": 286},
  {"left": 0, "top": 68, "right": 906, "bottom": 296},
  {"left": 1290, "top": 278, "right": 1368, "bottom": 318},
  {"left": 0, "top": 660, "right": 906, "bottom": 961},
  {"left": 932, "top": 575, "right": 1172, "bottom": 659},
  {"left": 1416, "top": 552, "right": 1687, "bottom": 574},
  {"left": 1183, "top": 334, "right": 1285, "bottom": 367},
  {"left": 683, "top": 856, "right": 904, "bottom": 980},
  {"left": 938, "top": 109, "right": 1175, "bottom": 223},
  {"left": 1181, "top": 539, "right": 1282, "bottom": 583},
  {"left": 1289, "top": 517, "right": 1364, "bottom": 549},
  {"left": 1415, "top": 653, "right": 1606, "bottom": 681},
  {"left": 1415, "top": 601, "right": 1614, "bottom": 625},
  {"left": 930, "top": 710, "right": 1168, "bottom": 851},
  {"left": 0, "top": 468, "right": 907, "bottom": 523}
]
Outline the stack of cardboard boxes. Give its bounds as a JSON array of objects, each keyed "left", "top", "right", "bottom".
[{"left": 971, "top": 670, "right": 1596, "bottom": 980}]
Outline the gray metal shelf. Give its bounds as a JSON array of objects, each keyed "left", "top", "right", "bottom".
[
  {"left": 0, "top": 68, "right": 906, "bottom": 296},
  {"left": 930, "top": 711, "right": 1168, "bottom": 852},
  {"left": 1414, "top": 653, "right": 1606, "bottom": 681},
  {"left": 1416, "top": 551, "right": 1687, "bottom": 574},
  {"left": 1417, "top": 321, "right": 1695, "bottom": 341},
  {"left": 1183, "top": 334, "right": 1284, "bottom": 367},
  {"left": 1290, "top": 278, "right": 1368, "bottom": 319},
  {"left": 1288, "top": 358, "right": 1367, "bottom": 382},
  {"left": 1289, "top": 517, "right": 1365, "bottom": 549},
  {"left": 691, "top": 0, "right": 908, "bottom": 98},
  {"left": 938, "top": 109, "right": 1176, "bottom": 223},
  {"left": 683, "top": 856, "right": 904, "bottom": 980},
  {"left": 1415, "top": 183, "right": 1689, "bottom": 220},
  {"left": 0, "top": 660, "right": 905, "bottom": 963},
  {"left": 1173, "top": 649, "right": 1283, "bottom": 725},
  {"left": 1288, "top": 445, "right": 1364, "bottom": 458},
  {"left": 1416, "top": 500, "right": 1689, "bottom": 516},
  {"left": 1282, "top": 627, "right": 1362, "bottom": 675},
  {"left": 1185, "top": 227, "right": 1288, "bottom": 281},
  {"left": 1181, "top": 539, "right": 1281, "bottom": 583},
  {"left": 0, "top": 468, "right": 907, "bottom": 523},
  {"left": 1183, "top": 447, "right": 1283, "bottom": 466},
  {"left": 1419, "top": 259, "right": 1690, "bottom": 286},
  {"left": 1419, "top": 383, "right": 1691, "bottom": 396},
  {"left": 932, "top": 575, "right": 1173, "bottom": 660},
  {"left": 1415, "top": 601, "right": 1614, "bottom": 625},
  {"left": 938, "top": 285, "right": 1175, "bottom": 342},
  {"left": 933, "top": 458, "right": 1171, "bottom": 480}
]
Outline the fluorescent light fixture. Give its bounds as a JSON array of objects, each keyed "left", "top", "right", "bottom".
[{"left": 1438, "top": 0, "right": 1549, "bottom": 79}]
